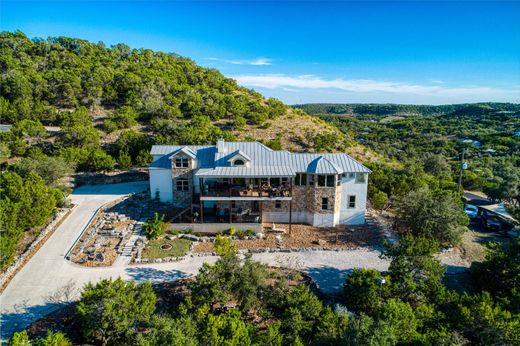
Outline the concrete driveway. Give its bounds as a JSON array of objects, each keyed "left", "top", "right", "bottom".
[{"left": 0, "top": 181, "right": 390, "bottom": 340}]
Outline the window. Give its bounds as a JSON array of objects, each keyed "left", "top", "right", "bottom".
[
  {"left": 275, "top": 200, "right": 282, "bottom": 209},
  {"left": 308, "top": 175, "right": 315, "bottom": 186},
  {"left": 321, "top": 198, "right": 329, "bottom": 210},
  {"left": 348, "top": 195, "right": 356, "bottom": 208},
  {"left": 355, "top": 173, "right": 366, "bottom": 183},
  {"left": 295, "top": 173, "right": 307, "bottom": 186},
  {"left": 233, "top": 159, "right": 245, "bottom": 166},
  {"left": 317, "top": 175, "right": 335, "bottom": 187},
  {"left": 231, "top": 201, "right": 236, "bottom": 208},
  {"left": 176, "top": 178, "right": 189, "bottom": 191},
  {"left": 348, "top": 173, "right": 355, "bottom": 179},
  {"left": 175, "top": 156, "right": 189, "bottom": 168}
]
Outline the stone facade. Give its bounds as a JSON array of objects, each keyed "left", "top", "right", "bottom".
[{"left": 171, "top": 153, "right": 193, "bottom": 207}]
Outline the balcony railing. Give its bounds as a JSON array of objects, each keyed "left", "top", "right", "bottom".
[{"left": 201, "top": 184, "right": 291, "bottom": 198}]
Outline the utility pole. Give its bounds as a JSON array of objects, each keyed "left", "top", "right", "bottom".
[{"left": 458, "top": 148, "right": 467, "bottom": 193}]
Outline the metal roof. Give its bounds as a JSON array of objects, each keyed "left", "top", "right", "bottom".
[
  {"left": 196, "top": 166, "right": 295, "bottom": 178},
  {"left": 226, "top": 149, "right": 251, "bottom": 162},
  {"left": 307, "top": 157, "right": 342, "bottom": 174},
  {"left": 149, "top": 141, "right": 370, "bottom": 175},
  {"left": 168, "top": 146, "right": 197, "bottom": 159}
]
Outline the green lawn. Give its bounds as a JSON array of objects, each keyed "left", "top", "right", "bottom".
[{"left": 141, "top": 238, "right": 191, "bottom": 259}]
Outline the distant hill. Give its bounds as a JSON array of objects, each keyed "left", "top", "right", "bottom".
[{"left": 294, "top": 103, "right": 520, "bottom": 117}]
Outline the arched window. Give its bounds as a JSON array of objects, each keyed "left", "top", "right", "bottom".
[{"left": 233, "top": 159, "right": 245, "bottom": 166}]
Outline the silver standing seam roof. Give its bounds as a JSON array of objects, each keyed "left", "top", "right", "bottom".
[{"left": 149, "top": 141, "right": 370, "bottom": 176}]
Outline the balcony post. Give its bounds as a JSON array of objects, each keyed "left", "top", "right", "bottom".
[
  {"left": 229, "top": 200, "right": 233, "bottom": 224},
  {"left": 199, "top": 178, "right": 203, "bottom": 224},
  {"left": 289, "top": 199, "right": 292, "bottom": 235}
]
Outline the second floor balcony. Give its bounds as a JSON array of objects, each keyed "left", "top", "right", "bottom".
[{"left": 200, "top": 177, "right": 292, "bottom": 199}]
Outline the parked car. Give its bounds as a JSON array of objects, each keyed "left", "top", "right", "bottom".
[
  {"left": 464, "top": 204, "right": 479, "bottom": 219},
  {"left": 480, "top": 213, "right": 515, "bottom": 233},
  {"left": 481, "top": 214, "right": 502, "bottom": 231}
]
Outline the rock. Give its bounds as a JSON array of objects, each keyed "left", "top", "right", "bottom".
[
  {"left": 181, "top": 234, "right": 200, "bottom": 242},
  {"left": 314, "top": 239, "right": 327, "bottom": 245}
]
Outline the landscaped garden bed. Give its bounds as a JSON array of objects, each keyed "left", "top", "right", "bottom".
[
  {"left": 141, "top": 238, "right": 192, "bottom": 259},
  {"left": 190, "top": 223, "right": 382, "bottom": 254}
]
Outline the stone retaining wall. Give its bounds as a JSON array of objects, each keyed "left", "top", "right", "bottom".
[{"left": 0, "top": 206, "right": 74, "bottom": 292}]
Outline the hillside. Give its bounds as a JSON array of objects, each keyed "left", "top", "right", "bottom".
[{"left": 0, "top": 31, "right": 362, "bottom": 172}]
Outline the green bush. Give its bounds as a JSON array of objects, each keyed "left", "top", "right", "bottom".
[{"left": 143, "top": 213, "right": 166, "bottom": 240}]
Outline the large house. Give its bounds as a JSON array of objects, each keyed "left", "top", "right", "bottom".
[{"left": 148, "top": 139, "right": 370, "bottom": 228}]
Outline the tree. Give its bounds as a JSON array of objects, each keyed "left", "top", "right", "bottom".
[
  {"left": 423, "top": 153, "right": 451, "bottom": 177},
  {"left": 8, "top": 330, "right": 71, "bottom": 346},
  {"left": 455, "top": 292, "right": 520, "bottom": 345},
  {"left": 118, "top": 150, "right": 132, "bottom": 170},
  {"left": 472, "top": 239, "right": 520, "bottom": 312},
  {"left": 395, "top": 187, "right": 468, "bottom": 246},
  {"left": 135, "top": 315, "right": 198, "bottom": 346},
  {"left": 8, "top": 330, "right": 30, "bottom": 346},
  {"left": 143, "top": 213, "right": 166, "bottom": 240},
  {"left": 32, "top": 331, "right": 71, "bottom": 346},
  {"left": 13, "top": 156, "right": 74, "bottom": 187},
  {"left": 281, "top": 285, "right": 323, "bottom": 342},
  {"left": 76, "top": 277, "right": 156, "bottom": 345},
  {"left": 200, "top": 309, "right": 253, "bottom": 346},
  {"left": 370, "top": 190, "right": 389, "bottom": 210},
  {"left": 383, "top": 236, "right": 446, "bottom": 305},
  {"left": 86, "top": 148, "right": 115, "bottom": 172},
  {"left": 344, "top": 268, "right": 390, "bottom": 314},
  {"left": 375, "top": 298, "right": 418, "bottom": 344}
]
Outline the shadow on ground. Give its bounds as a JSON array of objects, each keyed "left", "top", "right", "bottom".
[
  {"left": 0, "top": 302, "right": 65, "bottom": 341},
  {"left": 305, "top": 266, "right": 353, "bottom": 295},
  {"left": 125, "top": 266, "right": 188, "bottom": 283}
]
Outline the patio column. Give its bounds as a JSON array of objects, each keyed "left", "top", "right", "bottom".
[
  {"left": 260, "top": 200, "right": 263, "bottom": 223},
  {"left": 229, "top": 200, "right": 233, "bottom": 224},
  {"left": 289, "top": 199, "right": 292, "bottom": 235},
  {"left": 289, "top": 177, "right": 293, "bottom": 234},
  {"left": 199, "top": 178, "right": 204, "bottom": 224}
]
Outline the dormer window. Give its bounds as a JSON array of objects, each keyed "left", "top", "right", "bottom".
[
  {"left": 233, "top": 159, "right": 245, "bottom": 166},
  {"left": 175, "top": 156, "right": 189, "bottom": 168}
]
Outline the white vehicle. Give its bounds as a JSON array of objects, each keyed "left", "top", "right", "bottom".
[{"left": 464, "top": 204, "right": 479, "bottom": 219}]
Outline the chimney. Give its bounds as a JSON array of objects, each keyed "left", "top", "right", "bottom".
[{"left": 217, "top": 137, "right": 226, "bottom": 153}]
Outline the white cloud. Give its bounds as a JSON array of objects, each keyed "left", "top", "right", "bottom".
[
  {"left": 233, "top": 74, "right": 520, "bottom": 102},
  {"left": 206, "top": 57, "right": 273, "bottom": 66}
]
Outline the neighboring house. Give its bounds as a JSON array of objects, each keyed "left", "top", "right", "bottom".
[{"left": 148, "top": 138, "right": 370, "bottom": 228}]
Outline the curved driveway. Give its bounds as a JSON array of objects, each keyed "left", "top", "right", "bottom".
[{"left": 0, "top": 181, "right": 389, "bottom": 340}]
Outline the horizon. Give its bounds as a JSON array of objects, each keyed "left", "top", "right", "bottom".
[{"left": 2, "top": 0, "right": 519, "bottom": 105}]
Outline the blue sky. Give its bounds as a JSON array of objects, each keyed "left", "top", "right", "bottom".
[{"left": 2, "top": 0, "right": 519, "bottom": 104}]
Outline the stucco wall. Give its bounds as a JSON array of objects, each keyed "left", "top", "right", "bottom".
[
  {"left": 339, "top": 174, "right": 368, "bottom": 225},
  {"left": 149, "top": 169, "right": 173, "bottom": 203}
]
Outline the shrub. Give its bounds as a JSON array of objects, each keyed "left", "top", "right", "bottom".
[
  {"left": 343, "top": 268, "right": 390, "bottom": 314},
  {"left": 76, "top": 277, "right": 156, "bottom": 345},
  {"left": 143, "top": 212, "right": 166, "bottom": 239}
]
